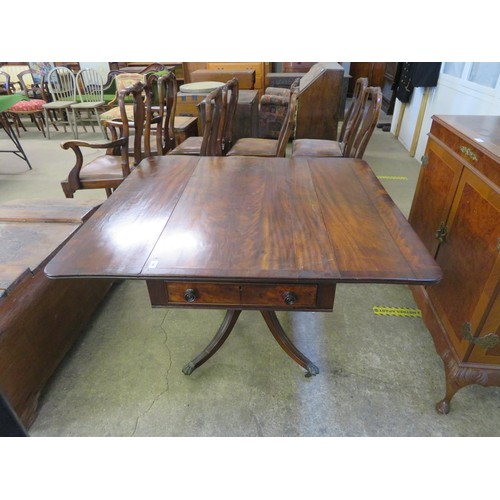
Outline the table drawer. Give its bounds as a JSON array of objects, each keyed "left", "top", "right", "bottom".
[
  {"left": 241, "top": 284, "right": 317, "bottom": 307},
  {"left": 148, "top": 281, "right": 327, "bottom": 310},
  {"left": 167, "top": 282, "right": 240, "bottom": 305}
]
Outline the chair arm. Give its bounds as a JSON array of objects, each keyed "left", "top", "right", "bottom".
[
  {"left": 264, "top": 87, "right": 291, "bottom": 97},
  {"left": 61, "top": 138, "right": 126, "bottom": 151},
  {"left": 61, "top": 137, "right": 128, "bottom": 194}
]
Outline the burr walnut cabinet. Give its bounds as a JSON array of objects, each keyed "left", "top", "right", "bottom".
[{"left": 409, "top": 115, "right": 500, "bottom": 414}]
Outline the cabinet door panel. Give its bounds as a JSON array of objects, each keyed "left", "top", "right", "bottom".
[
  {"left": 428, "top": 169, "right": 500, "bottom": 359},
  {"left": 468, "top": 287, "right": 500, "bottom": 363},
  {"left": 409, "top": 138, "right": 463, "bottom": 257}
]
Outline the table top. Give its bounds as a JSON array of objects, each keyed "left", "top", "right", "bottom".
[
  {"left": 45, "top": 156, "right": 441, "bottom": 285},
  {"left": 432, "top": 114, "right": 500, "bottom": 161},
  {"left": 179, "top": 81, "right": 225, "bottom": 94},
  {"left": 0, "top": 94, "right": 27, "bottom": 114}
]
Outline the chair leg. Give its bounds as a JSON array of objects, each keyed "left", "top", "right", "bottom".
[
  {"left": 35, "top": 113, "right": 46, "bottom": 138},
  {"left": 43, "top": 108, "right": 50, "bottom": 139},
  {"left": 68, "top": 109, "right": 78, "bottom": 139},
  {"left": 13, "top": 114, "right": 27, "bottom": 134},
  {"left": 95, "top": 109, "right": 107, "bottom": 139},
  {"left": 60, "top": 110, "right": 67, "bottom": 133},
  {"left": 10, "top": 114, "right": 20, "bottom": 136},
  {"left": 73, "top": 108, "right": 79, "bottom": 139}
]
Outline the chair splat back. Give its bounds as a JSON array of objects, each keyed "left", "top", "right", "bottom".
[
  {"left": 200, "top": 86, "right": 225, "bottom": 156},
  {"left": 275, "top": 80, "right": 300, "bottom": 157},
  {"left": 221, "top": 77, "right": 239, "bottom": 155},
  {"left": 118, "top": 81, "right": 147, "bottom": 170},
  {"left": 156, "top": 71, "right": 178, "bottom": 154},
  {"left": 339, "top": 77, "right": 368, "bottom": 146},
  {"left": 347, "top": 86, "right": 382, "bottom": 159}
]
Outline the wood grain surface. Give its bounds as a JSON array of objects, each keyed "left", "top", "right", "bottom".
[{"left": 45, "top": 156, "right": 441, "bottom": 285}]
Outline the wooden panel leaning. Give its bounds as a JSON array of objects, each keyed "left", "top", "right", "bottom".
[{"left": 0, "top": 199, "right": 114, "bottom": 429}]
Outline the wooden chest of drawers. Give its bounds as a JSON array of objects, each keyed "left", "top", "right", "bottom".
[
  {"left": 409, "top": 115, "right": 500, "bottom": 413},
  {"left": 206, "top": 62, "right": 270, "bottom": 97}
]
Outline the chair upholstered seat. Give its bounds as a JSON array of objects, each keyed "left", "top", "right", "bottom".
[
  {"left": 226, "top": 80, "right": 299, "bottom": 158},
  {"left": 101, "top": 102, "right": 188, "bottom": 150},
  {"left": 100, "top": 105, "right": 133, "bottom": 122},
  {"left": 168, "top": 136, "right": 203, "bottom": 155},
  {"left": 77, "top": 155, "right": 131, "bottom": 182},
  {"left": 226, "top": 137, "right": 279, "bottom": 157},
  {"left": 291, "top": 84, "right": 382, "bottom": 161},
  {"left": 8, "top": 99, "right": 46, "bottom": 113},
  {"left": 291, "top": 139, "right": 343, "bottom": 157}
]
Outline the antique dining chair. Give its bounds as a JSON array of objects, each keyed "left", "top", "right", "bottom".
[
  {"left": 168, "top": 84, "right": 226, "bottom": 156},
  {"left": 43, "top": 66, "right": 78, "bottom": 139},
  {"left": 96, "top": 73, "right": 169, "bottom": 158},
  {"left": 0, "top": 71, "right": 24, "bottom": 134},
  {"left": 338, "top": 77, "right": 369, "bottom": 145},
  {"left": 60, "top": 81, "right": 148, "bottom": 198},
  {"left": 226, "top": 81, "right": 299, "bottom": 158},
  {"left": 0, "top": 70, "right": 11, "bottom": 95},
  {"left": 291, "top": 77, "right": 368, "bottom": 158},
  {"left": 99, "top": 73, "right": 145, "bottom": 123},
  {"left": 6, "top": 69, "right": 59, "bottom": 137},
  {"left": 291, "top": 85, "right": 382, "bottom": 160},
  {"left": 71, "top": 68, "right": 107, "bottom": 139}
]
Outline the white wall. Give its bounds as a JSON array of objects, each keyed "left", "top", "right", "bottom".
[
  {"left": 390, "top": 64, "right": 500, "bottom": 162},
  {"left": 78, "top": 62, "right": 110, "bottom": 82}
]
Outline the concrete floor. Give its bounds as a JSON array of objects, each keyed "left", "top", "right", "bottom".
[{"left": 1, "top": 117, "right": 500, "bottom": 438}]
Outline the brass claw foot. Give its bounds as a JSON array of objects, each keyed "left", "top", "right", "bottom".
[
  {"left": 261, "top": 310, "right": 319, "bottom": 377},
  {"left": 305, "top": 363, "right": 320, "bottom": 377},
  {"left": 182, "top": 361, "right": 196, "bottom": 376}
]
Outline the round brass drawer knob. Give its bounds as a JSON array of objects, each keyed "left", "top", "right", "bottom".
[
  {"left": 184, "top": 288, "right": 198, "bottom": 303},
  {"left": 283, "top": 291, "right": 297, "bottom": 305}
]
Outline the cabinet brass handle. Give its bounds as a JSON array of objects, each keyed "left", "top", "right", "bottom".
[
  {"left": 462, "top": 322, "right": 500, "bottom": 349},
  {"left": 435, "top": 222, "right": 448, "bottom": 244},
  {"left": 459, "top": 146, "right": 478, "bottom": 162}
]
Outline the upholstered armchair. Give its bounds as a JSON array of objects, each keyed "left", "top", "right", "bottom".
[
  {"left": 258, "top": 86, "right": 292, "bottom": 139},
  {"left": 259, "top": 62, "right": 345, "bottom": 140}
]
